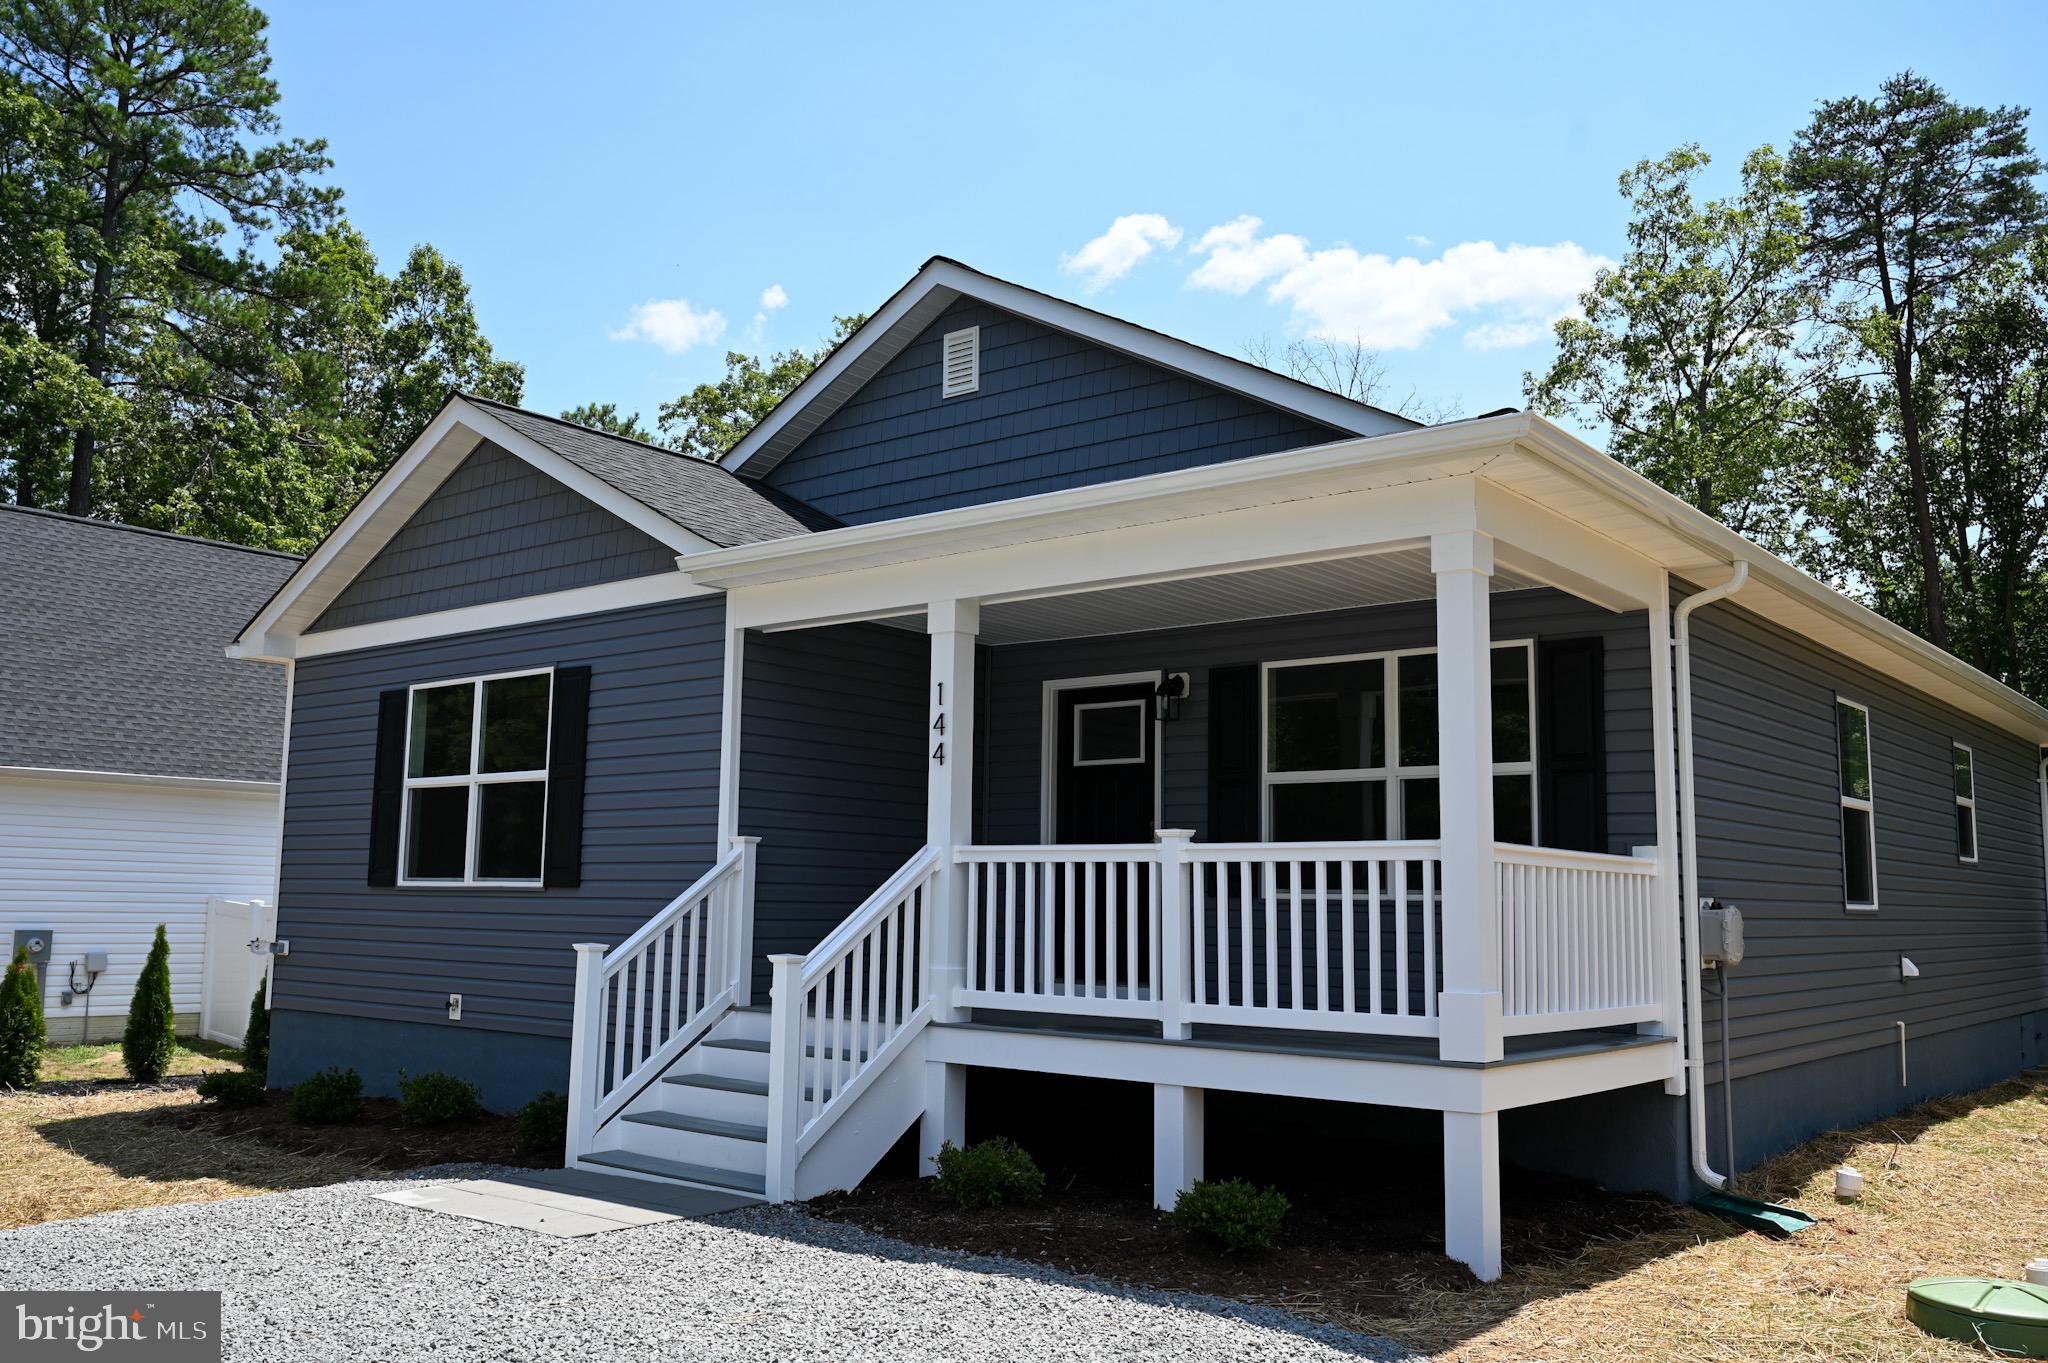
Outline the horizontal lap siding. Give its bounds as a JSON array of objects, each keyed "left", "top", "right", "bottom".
[
  {"left": 1690, "top": 602, "right": 2048, "bottom": 1079},
  {"left": 739, "top": 623, "right": 928, "bottom": 988},
  {"left": 0, "top": 775, "right": 277, "bottom": 1032},
  {"left": 277, "top": 598, "right": 726, "bottom": 1038},
  {"left": 762, "top": 300, "right": 1347, "bottom": 526},
  {"left": 977, "top": 589, "right": 1652, "bottom": 851},
  {"left": 312, "top": 441, "right": 675, "bottom": 631}
]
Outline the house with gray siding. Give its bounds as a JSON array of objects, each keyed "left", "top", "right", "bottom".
[{"left": 230, "top": 257, "right": 2048, "bottom": 1281}]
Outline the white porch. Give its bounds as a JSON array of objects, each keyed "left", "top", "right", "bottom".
[{"left": 565, "top": 439, "right": 1693, "bottom": 1282}]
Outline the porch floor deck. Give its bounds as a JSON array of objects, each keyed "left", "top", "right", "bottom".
[{"left": 944, "top": 1010, "right": 1672, "bottom": 1069}]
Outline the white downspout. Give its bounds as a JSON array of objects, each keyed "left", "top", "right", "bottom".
[{"left": 1674, "top": 560, "right": 1749, "bottom": 1191}]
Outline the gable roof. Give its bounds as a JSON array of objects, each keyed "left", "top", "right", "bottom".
[
  {"left": 463, "top": 397, "right": 838, "bottom": 545},
  {"left": 717, "top": 256, "right": 1419, "bottom": 481},
  {"left": 0, "top": 505, "right": 297, "bottom": 783}
]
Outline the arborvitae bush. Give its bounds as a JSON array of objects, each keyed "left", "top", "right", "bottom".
[
  {"left": 1170, "top": 1179, "right": 1291, "bottom": 1253},
  {"left": 196, "top": 1069, "right": 266, "bottom": 1108},
  {"left": 0, "top": 946, "right": 45, "bottom": 1089},
  {"left": 397, "top": 1070, "right": 484, "bottom": 1125},
  {"left": 121, "top": 925, "right": 177, "bottom": 1082},
  {"left": 516, "top": 1091, "right": 570, "bottom": 1155},
  {"left": 932, "top": 1137, "right": 1045, "bottom": 1209},
  {"left": 243, "top": 978, "right": 270, "bottom": 1079},
  {"left": 287, "top": 1066, "right": 363, "bottom": 1123}
]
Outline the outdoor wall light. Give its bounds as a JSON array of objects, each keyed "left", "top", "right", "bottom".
[{"left": 1154, "top": 672, "right": 1190, "bottom": 722}]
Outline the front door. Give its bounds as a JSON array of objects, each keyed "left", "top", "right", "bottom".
[{"left": 1052, "top": 681, "right": 1157, "bottom": 844}]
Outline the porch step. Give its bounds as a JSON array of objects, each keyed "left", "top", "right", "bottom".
[
  {"left": 704, "top": 1036, "right": 871, "bottom": 1061},
  {"left": 660, "top": 1072, "right": 835, "bottom": 1103},
  {"left": 580, "top": 1149, "right": 766, "bottom": 1197},
  {"left": 620, "top": 1109, "right": 767, "bottom": 1143}
]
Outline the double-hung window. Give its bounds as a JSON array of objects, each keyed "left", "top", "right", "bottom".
[
  {"left": 1953, "top": 743, "right": 1978, "bottom": 863},
  {"left": 1836, "top": 698, "right": 1878, "bottom": 909},
  {"left": 401, "top": 669, "right": 553, "bottom": 886},
  {"left": 1263, "top": 642, "right": 1535, "bottom": 844}
]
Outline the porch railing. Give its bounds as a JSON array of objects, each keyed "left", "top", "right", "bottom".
[
  {"left": 952, "top": 835, "right": 1668, "bottom": 1044},
  {"left": 567, "top": 836, "right": 757, "bottom": 1152}
]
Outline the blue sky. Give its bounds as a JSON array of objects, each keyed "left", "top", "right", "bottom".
[{"left": 265, "top": 0, "right": 2046, "bottom": 436}]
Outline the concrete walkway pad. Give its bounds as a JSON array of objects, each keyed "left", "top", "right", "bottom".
[{"left": 374, "top": 1166, "right": 756, "bottom": 1236}]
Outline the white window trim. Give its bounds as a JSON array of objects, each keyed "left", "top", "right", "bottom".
[
  {"left": 1954, "top": 740, "right": 1979, "bottom": 865},
  {"left": 1071, "top": 698, "right": 1149, "bottom": 767},
  {"left": 398, "top": 666, "right": 554, "bottom": 889},
  {"left": 1259, "top": 640, "right": 1537, "bottom": 842},
  {"left": 1837, "top": 696, "right": 1879, "bottom": 912}
]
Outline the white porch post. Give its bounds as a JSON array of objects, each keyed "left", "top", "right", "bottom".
[
  {"left": 1432, "top": 530, "right": 1501, "bottom": 1064},
  {"left": 730, "top": 835, "right": 761, "bottom": 1007},
  {"left": 1152, "top": 1083, "right": 1204, "bottom": 1210},
  {"left": 1443, "top": 1109, "right": 1502, "bottom": 1281},
  {"left": 565, "top": 942, "right": 608, "bottom": 1168},
  {"left": 922, "top": 598, "right": 978, "bottom": 1165},
  {"left": 1156, "top": 829, "right": 1194, "bottom": 1040},
  {"left": 717, "top": 619, "right": 745, "bottom": 844},
  {"left": 765, "top": 952, "right": 804, "bottom": 1201}
]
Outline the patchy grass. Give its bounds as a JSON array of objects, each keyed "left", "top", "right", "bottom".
[
  {"left": 39, "top": 1037, "right": 243, "bottom": 1085},
  {"left": 0, "top": 1086, "right": 375, "bottom": 1231}
]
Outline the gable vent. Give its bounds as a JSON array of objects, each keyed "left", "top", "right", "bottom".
[{"left": 941, "top": 326, "right": 980, "bottom": 398}]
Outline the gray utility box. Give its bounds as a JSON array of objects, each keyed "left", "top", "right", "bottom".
[
  {"left": 12, "top": 928, "right": 52, "bottom": 978},
  {"left": 1698, "top": 899, "right": 1744, "bottom": 967}
]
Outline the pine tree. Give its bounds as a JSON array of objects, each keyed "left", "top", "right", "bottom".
[
  {"left": 122, "top": 925, "right": 177, "bottom": 1082},
  {"left": 0, "top": 946, "right": 45, "bottom": 1088},
  {"left": 244, "top": 978, "right": 270, "bottom": 1080}
]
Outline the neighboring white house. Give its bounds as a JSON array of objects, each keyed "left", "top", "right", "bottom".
[{"left": 0, "top": 505, "right": 296, "bottom": 1045}]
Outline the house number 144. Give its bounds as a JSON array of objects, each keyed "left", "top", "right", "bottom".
[{"left": 932, "top": 682, "right": 946, "bottom": 765}]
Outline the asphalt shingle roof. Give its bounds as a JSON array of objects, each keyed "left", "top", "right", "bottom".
[
  {"left": 0, "top": 506, "right": 298, "bottom": 782},
  {"left": 464, "top": 397, "right": 838, "bottom": 546}
]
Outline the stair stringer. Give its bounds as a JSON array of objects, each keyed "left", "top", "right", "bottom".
[{"left": 793, "top": 1030, "right": 930, "bottom": 1201}]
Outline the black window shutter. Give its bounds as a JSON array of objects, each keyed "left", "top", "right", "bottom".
[
  {"left": 544, "top": 666, "right": 592, "bottom": 889},
  {"left": 1538, "top": 637, "right": 1606, "bottom": 852},
  {"left": 367, "top": 689, "right": 407, "bottom": 887},
  {"left": 1208, "top": 664, "right": 1261, "bottom": 841}
]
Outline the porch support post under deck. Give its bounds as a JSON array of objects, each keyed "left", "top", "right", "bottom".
[
  {"left": 1151, "top": 1083, "right": 1204, "bottom": 1211},
  {"left": 1443, "top": 1109, "right": 1502, "bottom": 1282},
  {"left": 922, "top": 599, "right": 978, "bottom": 1169},
  {"left": 1432, "top": 530, "right": 1502, "bottom": 1063}
]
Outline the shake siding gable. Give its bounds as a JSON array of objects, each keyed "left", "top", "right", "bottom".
[
  {"left": 760, "top": 299, "right": 1350, "bottom": 525},
  {"left": 277, "top": 597, "right": 726, "bottom": 1038},
  {"left": 312, "top": 440, "right": 676, "bottom": 631},
  {"left": 1689, "top": 599, "right": 2048, "bottom": 1079}
]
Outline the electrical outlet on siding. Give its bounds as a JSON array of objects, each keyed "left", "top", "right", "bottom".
[{"left": 447, "top": 993, "right": 462, "bottom": 1021}]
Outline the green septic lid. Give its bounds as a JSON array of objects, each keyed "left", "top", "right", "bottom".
[{"left": 1908, "top": 1277, "right": 2048, "bottom": 1357}]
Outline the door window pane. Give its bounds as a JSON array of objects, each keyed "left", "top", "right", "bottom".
[
  {"left": 1270, "top": 780, "right": 1386, "bottom": 841},
  {"left": 406, "top": 786, "right": 469, "bottom": 879},
  {"left": 1492, "top": 647, "right": 1532, "bottom": 763},
  {"left": 1397, "top": 654, "right": 1437, "bottom": 767},
  {"left": 481, "top": 673, "right": 551, "bottom": 773},
  {"left": 477, "top": 781, "right": 546, "bottom": 880},
  {"left": 409, "top": 683, "right": 474, "bottom": 778},
  {"left": 1268, "top": 660, "right": 1384, "bottom": 772},
  {"left": 1074, "top": 699, "right": 1146, "bottom": 765}
]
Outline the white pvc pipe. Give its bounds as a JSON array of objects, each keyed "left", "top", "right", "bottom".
[{"left": 1673, "top": 560, "right": 1749, "bottom": 1192}]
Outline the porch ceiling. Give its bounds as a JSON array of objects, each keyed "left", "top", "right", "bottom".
[{"left": 867, "top": 547, "right": 1544, "bottom": 644}]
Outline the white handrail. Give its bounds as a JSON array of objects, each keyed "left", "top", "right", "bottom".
[
  {"left": 766, "top": 844, "right": 941, "bottom": 1201},
  {"left": 1496, "top": 842, "right": 1664, "bottom": 1035}
]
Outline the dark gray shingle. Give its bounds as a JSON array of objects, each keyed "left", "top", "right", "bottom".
[{"left": 0, "top": 506, "right": 297, "bottom": 782}]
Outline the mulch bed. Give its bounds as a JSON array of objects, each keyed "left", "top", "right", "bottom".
[
  {"left": 808, "top": 1165, "right": 1684, "bottom": 1321},
  {"left": 150, "top": 1090, "right": 556, "bottom": 1171},
  {"left": 29, "top": 1075, "right": 207, "bottom": 1100}
]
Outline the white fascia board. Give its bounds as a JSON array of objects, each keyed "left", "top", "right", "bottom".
[
  {"left": 718, "top": 258, "right": 1412, "bottom": 478},
  {"left": 0, "top": 764, "right": 281, "bottom": 796},
  {"left": 691, "top": 415, "right": 1524, "bottom": 591},
  {"left": 289, "top": 573, "right": 718, "bottom": 660},
  {"left": 230, "top": 398, "right": 717, "bottom": 658}
]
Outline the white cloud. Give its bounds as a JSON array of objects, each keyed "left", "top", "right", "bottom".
[
  {"left": 1060, "top": 213, "right": 1183, "bottom": 292},
  {"left": 760, "top": 283, "right": 789, "bottom": 311},
  {"left": 1186, "top": 219, "right": 1608, "bottom": 351},
  {"left": 611, "top": 299, "right": 728, "bottom": 354},
  {"left": 1405, "top": 233, "right": 1433, "bottom": 249}
]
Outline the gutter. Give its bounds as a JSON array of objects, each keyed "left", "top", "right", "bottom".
[{"left": 1673, "top": 560, "right": 1749, "bottom": 1191}]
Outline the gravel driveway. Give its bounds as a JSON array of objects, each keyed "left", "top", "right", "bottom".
[{"left": 0, "top": 1168, "right": 1416, "bottom": 1362}]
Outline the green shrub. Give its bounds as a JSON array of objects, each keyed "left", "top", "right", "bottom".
[
  {"left": 1170, "top": 1178, "right": 1291, "bottom": 1253},
  {"left": 243, "top": 978, "right": 270, "bottom": 1080},
  {"left": 397, "top": 1070, "right": 483, "bottom": 1125},
  {"left": 931, "top": 1137, "right": 1045, "bottom": 1209},
  {"left": 516, "top": 1091, "right": 570, "bottom": 1155},
  {"left": 0, "top": 946, "right": 45, "bottom": 1089},
  {"left": 196, "top": 1069, "right": 266, "bottom": 1109},
  {"left": 122, "top": 925, "right": 176, "bottom": 1082},
  {"left": 287, "top": 1067, "right": 362, "bottom": 1123}
]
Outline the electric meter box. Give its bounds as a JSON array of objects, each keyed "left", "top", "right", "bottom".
[{"left": 1699, "top": 900, "right": 1744, "bottom": 966}]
